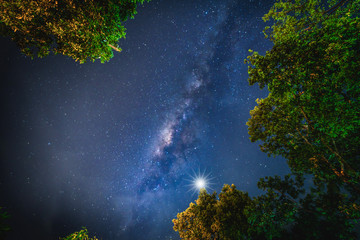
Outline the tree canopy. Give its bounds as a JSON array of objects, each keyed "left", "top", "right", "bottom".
[
  {"left": 248, "top": 174, "right": 357, "bottom": 240},
  {"left": 245, "top": 0, "right": 360, "bottom": 215},
  {"left": 173, "top": 177, "right": 358, "bottom": 240},
  {"left": 0, "top": 0, "right": 148, "bottom": 63},
  {"left": 59, "top": 227, "right": 98, "bottom": 240},
  {"left": 173, "top": 185, "right": 252, "bottom": 240}
]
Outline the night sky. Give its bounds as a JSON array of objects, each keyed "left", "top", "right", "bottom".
[{"left": 0, "top": 0, "right": 291, "bottom": 239}]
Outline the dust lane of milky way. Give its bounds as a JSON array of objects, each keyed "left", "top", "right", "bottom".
[{"left": 133, "top": 3, "right": 227, "bottom": 197}]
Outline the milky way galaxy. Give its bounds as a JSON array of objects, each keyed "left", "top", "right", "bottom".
[{"left": 129, "top": 1, "right": 227, "bottom": 206}]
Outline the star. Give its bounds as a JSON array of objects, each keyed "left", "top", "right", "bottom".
[
  {"left": 195, "top": 178, "right": 206, "bottom": 189},
  {"left": 186, "top": 169, "right": 214, "bottom": 195}
]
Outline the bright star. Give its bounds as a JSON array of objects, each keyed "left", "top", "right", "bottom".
[
  {"left": 186, "top": 169, "right": 214, "bottom": 195},
  {"left": 195, "top": 178, "right": 206, "bottom": 189}
]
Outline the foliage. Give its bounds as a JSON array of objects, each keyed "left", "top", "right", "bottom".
[
  {"left": 173, "top": 177, "right": 357, "bottom": 240},
  {"left": 0, "top": 0, "right": 148, "bottom": 63},
  {"left": 59, "top": 227, "right": 98, "bottom": 240},
  {"left": 245, "top": 174, "right": 302, "bottom": 239},
  {"left": 0, "top": 207, "right": 10, "bottom": 240},
  {"left": 245, "top": 0, "right": 360, "bottom": 215},
  {"left": 248, "top": 175, "right": 357, "bottom": 240},
  {"left": 172, "top": 185, "right": 252, "bottom": 240}
]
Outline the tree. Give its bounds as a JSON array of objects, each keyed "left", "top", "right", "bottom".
[
  {"left": 173, "top": 177, "right": 358, "bottom": 240},
  {"left": 245, "top": 0, "right": 360, "bottom": 213},
  {"left": 59, "top": 227, "right": 98, "bottom": 240},
  {"left": 173, "top": 189, "right": 218, "bottom": 239},
  {"left": 172, "top": 185, "right": 252, "bottom": 240},
  {"left": 247, "top": 174, "right": 357, "bottom": 240},
  {"left": 214, "top": 185, "right": 252, "bottom": 239},
  {"left": 0, "top": 0, "right": 148, "bottom": 63},
  {"left": 245, "top": 175, "right": 302, "bottom": 239}
]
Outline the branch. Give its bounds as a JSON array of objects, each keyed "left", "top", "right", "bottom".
[
  {"left": 297, "top": 105, "right": 356, "bottom": 175},
  {"left": 108, "top": 44, "right": 122, "bottom": 52},
  {"left": 304, "top": 0, "right": 351, "bottom": 31},
  {"left": 272, "top": 189, "right": 316, "bottom": 214},
  {"left": 324, "top": 0, "right": 351, "bottom": 15}
]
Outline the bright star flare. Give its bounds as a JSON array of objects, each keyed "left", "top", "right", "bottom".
[
  {"left": 195, "top": 178, "right": 206, "bottom": 189},
  {"left": 186, "top": 169, "right": 214, "bottom": 195}
]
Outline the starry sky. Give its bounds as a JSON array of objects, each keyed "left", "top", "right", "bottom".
[{"left": 0, "top": 0, "right": 290, "bottom": 239}]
